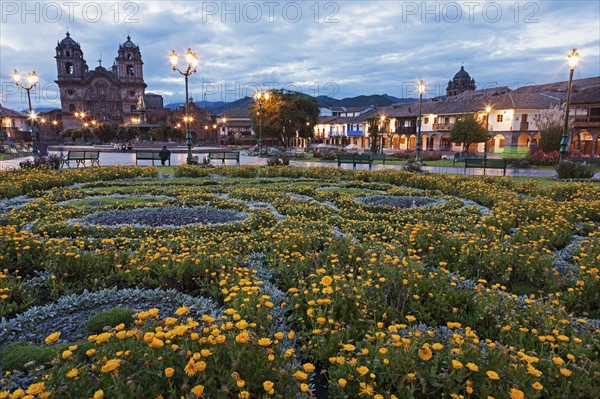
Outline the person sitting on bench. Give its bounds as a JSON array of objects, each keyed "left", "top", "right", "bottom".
[{"left": 159, "top": 146, "right": 171, "bottom": 166}]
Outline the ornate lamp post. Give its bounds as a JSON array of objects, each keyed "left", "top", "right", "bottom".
[
  {"left": 559, "top": 48, "right": 580, "bottom": 162},
  {"left": 416, "top": 80, "right": 425, "bottom": 162},
  {"left": 11, "top": 70, "right": 39, "bottom": 157},
  {"left": 380, "top": 115, "right": 386, "bottom": 154},
  {"left": 170, "top": 48, "right": 199, "bottom": 164},
  {"left": 253, "top": 90, "right": 270, "bottom": 157},
  {"left": 484, "top": 105, "right": 492, "bottom": 175}
]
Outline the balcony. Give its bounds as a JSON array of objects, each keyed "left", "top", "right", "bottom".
[
  {"left": 396, "top": 126, "right": 417, "bottom": 135},
  {"left": 519, "top": 122, "right": 530, "bottom": 131},
  {"left": 432, "top": 123, "right": 454, "bottom": 131},
  {"left": 347, "top": 129, "right": 363, "bottom": 137}
]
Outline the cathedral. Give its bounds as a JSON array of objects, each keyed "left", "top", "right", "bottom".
[
  {"left": 55, "top": 32, "right": 147, "bottom": 129},
  {"left": 446, "top": 66, "right": 476, "bottom": 96}
]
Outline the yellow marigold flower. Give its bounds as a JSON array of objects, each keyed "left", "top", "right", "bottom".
[
  {"left": 202, "top": 315, "right": 215, "bottom": 324},
  {"left": 452, "top": 360, "right": 463, "bottom": 369},
  {"left": 303, "top": 363, "right": 315, "bottom": 373},
  {"left": 92, "top": 390, "right": 104, "bottom": 399},
  {"left": 238, "top": 391, "right": 250, "bottom": 399},
  {"left": 148, "top": 308, "right": 159, "bottom": 318},
  {"left": 300, "top": 383, "right": 310, "bottom": 392},
  {"left": 101, "top": 359, "right": 121, "bottom": 373},
  {"left": 150, "top": 338, "right": 164, "bottom": 349},
  {"left": 191, "top": 385, "right": 204, "bottom": 398},
  {"left": 532, "top": 382, "right": 543, "bottom": 391},
  {"left": 236, "top": 380, "right": 245, "bottom": 388},
  {"left": 258, "top": 337, "right": 272, "bottom": 347},
  {"left": 338, "top": 378, "right": 347, "bottom": 388},
  {"left": 320, "top": 275, "right": 333, "bottom": 286},
  {"left": 356, "top": 366, "right": 369, "bottom": 376},
  {"left": 263, "top": 380, "right": 274, "bottom": 393},
  {"left": 466, "top": 362, "right": 479, "bottom": 372},
  {"left": 44, "top": 332, "right": 60, "bottom": 344},
  {"left": 86, "top": 348, "right": 96, "bottom": 357},
  {"left": 405, "top": 315, "right": 416, "bottom": 322},
  {"left": 165, "top": 367, "right": 174, "bottom": 378},
  {"left": 184, "top": 359, "right": 197, "bottom": 377},
  {"left": 194, "top": 361, "right": 207, "bottom": 372},
  {"left": 552, "top": 357, "right": 565, "bottom": 365},
  {"left": 274, "top": 332, "right": 284, "bottom": 341},
  {"left": 294, "top": 371, "right": 308, "bottom": 381},
  {"left": 509, "top": 388, "right": 524, "bottom": 399},
  {"left": 432, "top": 343, "right": 444, "bottom": 351},
  {"left": 486, "top": 370, "right": 500, "bottom": 380},
  {"left": 559, "top": 368, "right": 572, "bottom": 377},
  {"left": 236, "top": 331, "right": 249, "bottom": 343},
  {"left": 61, "top": 350, "right": 72, "bottom": 360},
  {"left": 418, "top": 345, "right": 432, "bottom": 361},
  {"left": 343, "top": 344, "right": 356, "bottom": 351},
  {"left": 175, "top": 306, "right": 189, "bottom": 316},
  {"left": 26, "top": 382, "right": 45, "bottom": 395},
  {"left": 66, "top": 368, "right": 79, "bottom": 379}
]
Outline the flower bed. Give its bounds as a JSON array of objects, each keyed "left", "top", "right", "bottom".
[{"left": 0, "top": 165, "right": 598, "bottom": 398}]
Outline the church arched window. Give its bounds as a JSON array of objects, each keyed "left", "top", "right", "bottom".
[
  {"left": 66, "top": 50, "right": 70, "bottom": 57},
  {"left": 127, "top": 53, "right": 132, "bottom": 60},
  {"left": 100, "top": 100, "right": 107, "bottom": 110},
  {"left": 69, "top": 104, "right": 76, "bottom": 112},
  {"left": 130, "top": 105, "right": 136, "bottom": 112},
  {"left": 127, "top": 65, "right": 134, "bottom": 76},
  {"left": 66, "top": 63, "right": 74, "bottom": 74}
]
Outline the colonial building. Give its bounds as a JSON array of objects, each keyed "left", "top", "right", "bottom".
[
  {"left": 571, "top": 86, "right": 600, "bottom": 155},
  {"left": 446, "top": 66, "right": 476, "bottom": 97},
  {"left": 55, "top": 32, "right": 147, "bottom": 129},
  {"left": 0, "top": 105, "right": 30, "bottom": 142}
]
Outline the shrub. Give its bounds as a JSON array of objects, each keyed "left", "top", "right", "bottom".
[
  {"left": 530, "top": 149, "right": 560, "bottom": 166},
  {"left": 403, "top": 159, "right": 423, "bottom": 172},
  {"left": 556, "top": 160, "right": 597, "bottom": 179},
  {"left": 19, "top": 155, "right": 62, "bottom": 170},
  {"left": 0, "top": 342, "right": 58, "bottom": 371},
  {"left": 85, "top": 307, "right": 135, "bottom": 333},
  {"left": 266, "top": 155, "right": 290, "bottom": 166}
]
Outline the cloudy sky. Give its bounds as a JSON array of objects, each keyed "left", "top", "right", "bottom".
[{"left": 1, "top": 0, "right": 599, "bottom": 111}]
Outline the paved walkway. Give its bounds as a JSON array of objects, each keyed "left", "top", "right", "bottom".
[{"left": 1, "top": 149, "right": 597, "bottom": 179}]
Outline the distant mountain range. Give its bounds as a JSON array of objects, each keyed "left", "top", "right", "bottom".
[{"left": 166, "top": 94, "right": 418, "bottom": 114}]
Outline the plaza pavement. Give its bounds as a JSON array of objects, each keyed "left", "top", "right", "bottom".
[{"left": 0, "top": 146, "right": 596, "bottom": 179}]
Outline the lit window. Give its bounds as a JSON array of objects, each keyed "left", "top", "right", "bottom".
[
  {"left": 496, "top": 115, "right": 503, "bottom": 122},
  {"left": 127, "top": 65, "right": 135, "bottom": 76}
]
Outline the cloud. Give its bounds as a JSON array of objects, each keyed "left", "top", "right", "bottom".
[{"left": 1, "top": 0, "right": 598, "bottom": 110}]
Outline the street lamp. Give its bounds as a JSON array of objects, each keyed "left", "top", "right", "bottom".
[
  {"left": 170, "top": 48, "right": 199, "bottom": 164},
  {"left": 559, "top": 48, "right": 580, "bottom": 162},
  {"left": 416, "top": 80, "right": 426, "bottom": 162},
  {"left": 253, "top": 90, "right": 270, "bottom": 157},
  {"left": 380, "top": 115, "right": 386, "bottom": 154},
  {"left": 11, "top": 70, "right": 39, "bottom": 157},
  {"left": 484, "top": 105, "right": 492, "bottom": 175}
]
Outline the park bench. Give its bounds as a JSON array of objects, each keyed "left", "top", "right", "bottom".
[
  {"left": 207, "top": 151, "right": 240, "bottom": 165},
  {"left": 453, "top": 152, "right": 482, "bottom": 165},
  {"left": 135, "top": 151, "right": 170, "bottom": 166},
  {"left": 337, "top": 153, "right": 373, "bottom": 169},
  {"left": 464, "top": 158, "right": 507, "bottom": 176},
  {"left": 369, "top": 153, "right": 386, "bottom": 165},
  {"left": 62, "top": 150, "right": 100, "bottom": 167}
]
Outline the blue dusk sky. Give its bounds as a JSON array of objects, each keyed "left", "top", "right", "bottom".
[{"left": 1, "top": 0, "right": 599, "bottom": 111}]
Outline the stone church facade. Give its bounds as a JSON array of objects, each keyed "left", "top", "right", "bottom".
[{"left": 55, "top": 32, "right": 147, "bottom": 129}]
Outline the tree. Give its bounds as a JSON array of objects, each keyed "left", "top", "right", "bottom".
[
  {"left": 152, "top": 124, "right": 185, "bottom": 142},
  {"left": 448, "top": 114, "right": 488, "bottom": 153},
  {"left": 367, "top": 117, "right": 381, "bottom": 154},
  {"left": 94, "top": 123, "right": 118, "bottom": 143},
  {"left": 532, "top": 105, "right": 564, "bottom": 152},
  {"left": 251, "top": 90, "right": 319, "bottom": 149}
]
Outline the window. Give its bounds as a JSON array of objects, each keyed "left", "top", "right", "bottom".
[
  {"left": 66, "top": 51, "right": 70, "bottom": 57},
  {"left": 100, "top": 100, "right": 107, "bottom": 110},
  {"left": 66, "top": 63, "right": 74, "bottom": 74},
  {"left": 496, "top": 115, "right": 503, "bottom": 122},
  {"left": 130, "top": 105, "right": 136, "bottom": 112},
  {"left": 127, "top": 65, "right": 135, "bottom": 76},
  {"left": 127, "top": 53, "right": 132, "bottom": 60},
  {"left": 433, "top": 117, "right": 438, "bottom": 124},
  {"left": 404, "top": 120, "right": 411, "bottom": 127},
  {"left": 67, "top": 89, "right": 74, "bottom": 95},
  {"left": 69, "top": 104, "right": 76, "bottom": 112},
  {"left": 424, "top": 117, "right": 429, "bottom": 124},
  {"left": 130, "top": 91, "right": 136, "bottom": 97}
]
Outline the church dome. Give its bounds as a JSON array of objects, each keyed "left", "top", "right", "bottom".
[
  {"left": 453, "top": 66, "right": 471, "bottom": 81},
  {"left": 58, "top": 32, "right": 79, "bottom": 48},
  {"left": 121, "top": 35, "right": 138, "bottom": 49}
]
